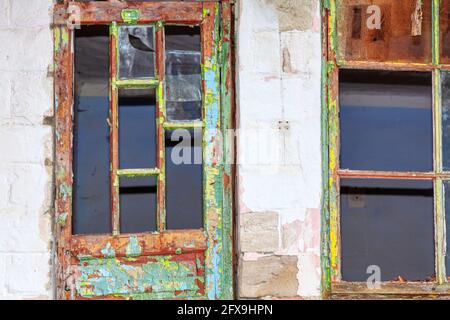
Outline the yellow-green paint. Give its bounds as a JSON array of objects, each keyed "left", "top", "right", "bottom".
[
  {"left": 114, "top": 79, "right": 160, "bottom": 89},
  {"left": 121, "top": 9, "right": 140, "bottom": 24},
  {"left": 323, "top": 0, "right": 450, "bottom": 296},
  {"left": 117, "top": 168, "right": 160, "bottom": 177},
  {"left": 164, "top": 121, "right": 204, "bottom": 130}
]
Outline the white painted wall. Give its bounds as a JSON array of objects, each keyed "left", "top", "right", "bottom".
[
  {"left": 0, "top": 0, "right": 53, "bottom": 299},
  {"left": 236, "top": 0, "right": 323, "bottom": 298}
]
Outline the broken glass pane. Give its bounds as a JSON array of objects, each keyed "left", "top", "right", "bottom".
[
  {"left": 166, "top": 129, "right": 203, "bottom": 230},
  {"left": 73, "top": 25, "right": 111, "bottom": 235},
  {"left": 340, "top": 70, "right": 433, "bottom": 172},
  {"left": 119, "top": 26, "right": 155, "bottom": 79},
  {"left": 120, "top": 176, "right": 157, "bottom": 234},
  {"left": 119, "top": 88, "right": 157, "bottom": 169},
  {"left": 340, "top": 179, "right": 435, "bottom": 282},
  {"left": 165, "top": 26, "right": 202, "bottom": 121}
]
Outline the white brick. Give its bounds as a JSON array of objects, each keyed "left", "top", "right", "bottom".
[
  {"left": 280, "top": 30, "right": 321, "bottom": 78},
  {"left": 9, "top": 164, "right": 51, "bottom": 210},
  {"left": 0, "top": 210, "right": 50, "bottom": 253},
  {"left": 11, "top": 73, "right": 53, "bottom": 123},
  {"left": 5, "top": 253, "right": 51, "bottom": 296},
  {"left": 0, "top": 174, "right": 8, "bottom": 208},
  {"left": 282, "top": 76, "right": 320, "bottom": 120},
  {"left": 0, "top": 0, "right": 53, "bottom": 300},
  {"left": 0, "top": 253, "right": 6, "bottom": 296},
  {"left": 0, "top": 73, "right": 12, "bottom": 120},
  {"left": 0, "top": 125, "right": 52, "bottom": 164},
  {"left": 251, "top": 31, "right": 281, "bottom": 75},
  {"left": 239, "top": 165, "right": 305, "bottom": 212},
  {"left": 0, "top": 28, "right": 52, "bottom": 72},
  {"left": 10, "top": 0, "right": 51, "bottom": 28},
  {"left": 238, "top": 73, "right": 283, "bottom": 125},
  {"left": 0, "top": 1, "right": 10, "bottom": 28},
  {"left": 239, "top": 0, "right": 279, "bottom": 32}
]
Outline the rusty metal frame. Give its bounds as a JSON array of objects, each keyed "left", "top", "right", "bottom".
[
  {"left": 54, "top": 0, "right": 234, "bottom": 300},
  {"left": 323, "top": 0, "right": 450, "bottom": 299}
]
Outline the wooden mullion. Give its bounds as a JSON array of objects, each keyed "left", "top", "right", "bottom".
[
  {"left": 114, "top": 79, "right": 160, "bottom": 89},
  {"left": 155, "top": 22, "right": 166, "bottom": 232},
  {"left": 332, "top": 281, "right": 450, "bottom": 297},
  {"left": 163, "top": 121, "right": 204, "bottom": 130},
  {"left": 339, "top": 61, "right": 436, "bottom": 72},
  {"left": 338, "top": 170, "right": 436, "bottom": 180},
  {"left": 110, "top": 22, "right": 120, "bottom": 236},
  {"left": 117, "top": 168, "right": 160, "bottom": 177},
  {"left": 70, "top": 230, "right": 207, "bottom": 259}
]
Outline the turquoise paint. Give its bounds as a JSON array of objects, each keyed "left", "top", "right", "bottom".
[
  {"left": 101, "top": 243, "right": 116, "bottom": 258},
  {"left": 76, "top": 256, "right": 202, "bottom": 298},
  {"left": 125, "top": 236, "right": 142, "bottom": 257}
]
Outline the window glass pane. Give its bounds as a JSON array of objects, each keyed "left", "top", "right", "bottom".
[
  {"left": 73, "top": 26, "right": 111, "bottom": 235},
  {"left": 119, "top": 26, "right": 155, "bottom": 79},
  {"left": 119, "top": 89, "right": 157, "bottom": 169},
  {"left": 165, "top": 26, "right": 202, "bottom": 122},
  {"left": 441, "top": 72, "right": 450, "bottom": 171},
  {"left": 444, "top": 181, "right": 450, "bottom": 277},
  {"left": 166, "top": 129, "right": 203, "bottom": 230},
  {"left": 440, "top": 0, "right": 450, "bottom": 64},
  {"left": 120, "top": 176, "right": 157, "bottom": 234},
  {"left": 340, "top": 179, "right": 435, "bottom": 282},
  {"left": 340, "top": 70, "right": 433, "bottom": 172},
  {"left": 337, "top": 0, "right": 432, "bottom": 64}
]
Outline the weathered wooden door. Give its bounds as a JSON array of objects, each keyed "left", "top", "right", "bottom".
[{"left": 54, "top": 1, "right": 233, "bottom": 300}]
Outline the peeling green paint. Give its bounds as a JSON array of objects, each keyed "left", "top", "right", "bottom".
[
  {"left": 76, "top": 256, "right": 203, "bottom": 299},
  {"left": 57, "top": 212, "right": 68, "bottom": 226},
  {"left": 121, "top": 9, "right": 140, "bottom": 24},
  {"left": 59, "top": 183, "right": 72, "bottom": 201},
  {"left": 117, "top": 168, "right": 160, "bottom": 178},
  {"left": 101, "top": 243, "right": 116, "bottom": 258},
  {"left": 126, "top": 236, "right": 142, "bottom": 257}
]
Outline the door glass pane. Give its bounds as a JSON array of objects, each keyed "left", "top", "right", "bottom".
[
  {"left": 119, "top": 88, "right": 157, "bottom": 169},
  {"left": 118, "top": 26, "right": 155, "bottom": 79},
  {"left": 73, "top": 25, "right": 111, "bottom": 235},
  {"left": 120, "top": 176, "right": 157, "bottom": 234},
  {"left": 337, "top": 0, "right": 432, "bottom": 64},
  {"left": 444, "top": 181, "right": 450, "bottom": 277},
  {"left": 440, "top": 0, "right": 450, "bottom": 64},
  {"left": 340, "top": 70, "right": 433, "bottom": 172},
  {"left": 340, "top": 179, "right": 435, "bottom": 282},
  {"left": 441, "top": 72, "right": 450, "bottom": 171},
  {"left": 166, "top": 129, "right": 203, "bottom": 230},
  {"left": 165, "top": 26, "right": 202, "bottom": 122}
]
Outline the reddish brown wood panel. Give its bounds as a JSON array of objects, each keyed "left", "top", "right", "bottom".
[
  {"left": 54, "top": 1, "right": 204, "bottom": 25},
  {"left": 337, "top": 0, "right": 432, "bottom": 64},
  {"left": 440, "top": 0, "right": 450, "bottom": 64}
]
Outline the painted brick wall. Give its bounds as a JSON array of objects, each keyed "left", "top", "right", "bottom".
[
  {"left": 0, "top": 0, "right": 54, "bottom": 299},
  {"left": 236, "top": 0, "right": 323, "bottom": 299}
]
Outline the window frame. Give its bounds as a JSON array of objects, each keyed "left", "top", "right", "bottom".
[
  {"left": 323, "top": 0, "right": 450, "bottom": 299},
  {"left": 53, "top": 0, "right": 234, "bottom": 300}
]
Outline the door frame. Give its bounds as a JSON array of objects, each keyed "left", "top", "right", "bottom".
[{"left": 53, "top": 0, "right": 235, "bottom": 300}]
